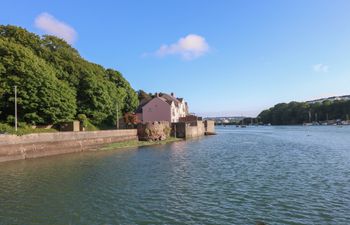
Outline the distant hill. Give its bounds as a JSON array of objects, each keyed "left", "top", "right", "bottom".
[{"left": 258, "top": 95, "right": 350, "bottom": 125}]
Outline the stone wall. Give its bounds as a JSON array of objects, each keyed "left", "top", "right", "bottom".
[
  {"left": 204, "top": 120, "right": 215, "bottom": 133},
  {"left": 179, "top": 115, "right": 202, "bottom": 122},
  {"left": 173, "top": 120, "right": 215, "bottom": 139},
  {"left": 172, "top": 122, "right": 187, "bottom": 138},
  {"left": 173, "top": 121, "right": 204, "bottom": 139},
  {"left": 185, "top": 121, "right": 205, "bottom": 138},
  {"left": 0, "top": 129, "right": 137, "bottom": 163}
]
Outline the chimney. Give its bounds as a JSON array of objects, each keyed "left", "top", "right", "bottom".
[
  {"left": 155, "top": 92, "right": 159, "bottom": 97},
  {"left": 171, "top": 92, "right": 175, "bottom": 97}
]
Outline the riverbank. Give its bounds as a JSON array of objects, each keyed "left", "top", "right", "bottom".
[{"left": 100, "top": 137, "right": 183, "bottom": 151}]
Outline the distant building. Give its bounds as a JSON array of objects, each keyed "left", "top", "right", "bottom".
[
  {"left": 306, "top": 95, "right": 350, "bottom": 104},
  {"left": 205, "top": 116, "right": 245, "bottom": 124},
  {"left": 136, "top": 93, "right": 189, "bottom": 123},
  {"left": 222, "top": 119, "right": 230, "bottom": 124}
]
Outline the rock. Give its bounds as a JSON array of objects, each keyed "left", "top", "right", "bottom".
[{"left": 137, "top": 121, "right": 171, "bottom": 141}]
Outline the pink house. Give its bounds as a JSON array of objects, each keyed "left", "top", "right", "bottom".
[{"left": 136, "top": 93, "right": 189, "bottom": 123}]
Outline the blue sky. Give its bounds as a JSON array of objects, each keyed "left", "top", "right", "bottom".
[{"left": 1, "top": 0, "right": 350, "bottom": 116}]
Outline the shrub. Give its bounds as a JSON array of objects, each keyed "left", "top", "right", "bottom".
[
  {"left": 0, "top": 122, "right": 58, "bottom": 135},
  {"left": 6, "top": 115, "right": 15, "bottom": 125},
  {"left": 0, "top": 123, "right": 14, "bottom": 134},
  {"left": 77, "top": 114, "right": 88, "bottom": 128},
  {"left": 18, "top": 122, "right": 27, "bottom": 128},
  {"left": 85, "top": 120, "right": 99, "bottom": 131}
]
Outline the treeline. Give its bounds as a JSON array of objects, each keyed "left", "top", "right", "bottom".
[
  {"left": 137, "top": 90, "right": 153, "bottom": 102},
  {"left": 258, "top": 100, "right": 350, "bottom": 125},
  {"left": 0, "top": 25, "right": 138, "bottom": 129}
]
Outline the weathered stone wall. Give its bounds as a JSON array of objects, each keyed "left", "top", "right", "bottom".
[
  {"left": 173, "top": 120, "right": 215, "bottom": 139},
  {"left": 179, "top": 115, "right": 202, "bottom": 122},
  {"left": 137, "top": 121, "right": 171, "bottom": 141},
  {"left": 185, "top": 121, "right": 205, "bottom": 138},
  {"left": 0, "top": 129, "right": 137, "bottom": 163},
  {"left": 172, "top": 121, "right": 203, "bottom": 139},
  {"left": 204, "top": 120, "right": 215, "bottom": 133},
  {"left": 172, "top": 122, "right": 187, "bottom": 138}
]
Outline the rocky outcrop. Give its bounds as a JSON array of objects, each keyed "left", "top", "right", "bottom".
[{"left": 137, "top": 121, "right": 171, "bottom": 141}]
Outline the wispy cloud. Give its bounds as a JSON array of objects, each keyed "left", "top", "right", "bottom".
[
  {"left": 35, "top": 12, "right": 77, "bottom": 44},
  {"left": 313, "top": 63, "right": 329, "bottom": 73},
  {"left": 147, "top": 34, "right": 210, "bottom": 60}
]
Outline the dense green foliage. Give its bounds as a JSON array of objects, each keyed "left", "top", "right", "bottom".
[
  {"left": 258, "top": 100, "right": 350, "bottom": 125},
  {"left": 0, "top": 25, "right": 138, "bottom": 128},
  {"left": 137, "top": 90, "right": 153, "bottom": 102}
]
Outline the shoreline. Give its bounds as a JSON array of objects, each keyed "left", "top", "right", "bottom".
[
  {"left": 99, "top": 137, "right": 183, "bottom": 151},
  {"left": 0, "top": 125, "right": 213, "bottom": 163}
]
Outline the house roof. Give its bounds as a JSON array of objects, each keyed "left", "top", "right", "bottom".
[
  {"left": 159, "top": 93, "right": 182, "bottom": 106},
  {"left": 136, "top": 93, "right": 186, "bottom": 113}
]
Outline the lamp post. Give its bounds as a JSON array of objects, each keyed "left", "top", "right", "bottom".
[{"left": 14, "top": 85, "right": 17, "bottom": 132}]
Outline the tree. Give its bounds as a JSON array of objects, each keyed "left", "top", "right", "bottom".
[
  {"left": 106, "top": 69, "right": 139, "bottom": 113},
  {"left": 0, "top": 25, "right": 138, "bottom": 127},
  {"left": 0, "top": 38, "right": 76, "bottom": 124},
  {"left": 137, "top": 90, "right": 152, "bottom": 102},
  {"left": 77, "top": 73, "right": 124, "bottom": 126},
  {"left": 0, "top": 25, "right": 139, "bottom": 128},
  {"left": 258, "top": 99, "right": 350, "bottom": 125},
  {"left": 124, "top": 112, "right": 139, "bottom": 125}
]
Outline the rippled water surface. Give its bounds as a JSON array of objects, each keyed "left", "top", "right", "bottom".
[{"left": 1, "top": 126, "right": 350, "bottom": 225}]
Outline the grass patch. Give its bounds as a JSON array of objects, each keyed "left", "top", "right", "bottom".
[
  {"left": 0, "top": 123, "right": 58, "bottom": 136},
  {"left": 101, "top": 137, "right": 182, "bottom": 150},
  {"left": 16, "top": 127, "right": 58, "bottom": 135},
  {"left": 85, "top": 121, "right": 99, "bottom": 131}
]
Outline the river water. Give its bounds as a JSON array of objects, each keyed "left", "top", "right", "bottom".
[{"left": 0, "top": 126, "right": 349, "bottom": 225}]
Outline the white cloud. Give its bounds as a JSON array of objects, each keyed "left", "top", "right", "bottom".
[
  {"left": 35, "top": 12, "right": 77, "bottom": 44},
  {"left": 313, "top": 63, "right": 329, "bottom": 73},
  {"left": 153, "top": 34, "right": 209, "bottom": 60}
]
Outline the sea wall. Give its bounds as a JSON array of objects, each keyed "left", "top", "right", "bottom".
[
  {"left": 173, "top": 120, "right": 212, "bottom": 139},
  {"left": 204, "top": 120, "right": 215, "bottom": 133},
  {"left": 0, "top": 129, "right": 137, "bottom": 163},
  {"left": 185, "top": 121, "right": 205, "bottom": 139}
]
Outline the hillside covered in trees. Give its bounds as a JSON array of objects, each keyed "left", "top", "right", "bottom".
[
  {"left": 0, "top": 25, "right": 138, "bottom": 129},
  {"left": 258, "top": 99, "right": 350, "bottom": 125}
]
